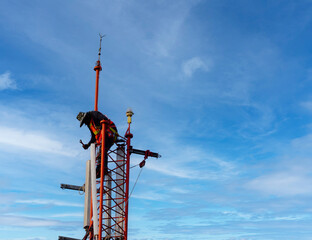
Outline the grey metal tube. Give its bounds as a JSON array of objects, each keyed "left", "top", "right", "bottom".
[
  {"left": 84, "top": 160, "right": 91, "bottom": 228},
  {"left": 90, "top": 144, "right": 99, "bottom": 238}
]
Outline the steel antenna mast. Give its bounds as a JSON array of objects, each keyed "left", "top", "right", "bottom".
[
  {"left": 94, "top": 33, "right": 105, "bottom": 111},
  {"left": 59, "top": 35, "right": 160, "bottom": 240}
]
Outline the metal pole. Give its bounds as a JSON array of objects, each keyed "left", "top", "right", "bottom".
[
  {"left": 94, "top": 61, "right": 102, "bottom": 111},
  {"left": 58, "top": 237, "right": 80, "bottom": 240},
  {"left": 116, "top": 145, "right": 125, "bottom": 236},
  {"left": 60, "top": 184, "right": 84, "bottom": 191},
  {"left": 89, "top": 194, "right": 94, "bottom": 240},
  {"left": 124, "top": 109, "right": 134, "bottom": 240},
  {"left": 94, "top": 34, "right": 104, "bottom": 112},
  {"left": 99, "top": 120, "right": 107, "bottom": 240},
  {"left": 105, "top": 172, "right": 112, "bottom": 238},
  {"left": 90, "top": 144, "right": 99, "bottom": 239},
  {"left": 124, "top": 126, "right": 132, "bottom": 240},
  {"left": 83, "top": 160, "right": 91, "bottom": 229}
]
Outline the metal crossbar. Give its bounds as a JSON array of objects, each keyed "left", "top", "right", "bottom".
[{"left": 96, "top": 144, "right": 127, "bottom": 239}]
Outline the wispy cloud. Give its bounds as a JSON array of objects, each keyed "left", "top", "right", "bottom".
[
  {"left": 0, "top": 126, "right": 78, "bottom": 157},
  {"left": 132, "top": 191, "right": 168, "bottom": 202},
  {"left": 245, "top": 130, "right": 312, "bottom": 197},
  {"left": 140, "top": 1, "right": 200, "bottom": 58},
  {"left": 146, "top": 153, "right": 237, "bottom": 181},
  {"left": 151, "top": 132, "right": 237, "bottom": 180},
  {"left": 246, "top": 172, "right": 312, "bottom": 196},
  {"left": 0, "top": 72, "right": 16, "bottom": 90},
  {"left": 10, "top": 238, "right": 47, "bottom": 240},
  {"left": 291, "top": 133, "right": 312, "bottom": 154},
  {"left": 182, "top": 57, "right": 212, "bottom": 77},
  {"left": 1, "top": 1, "right": 312, "bottom": 240},
  {"left": 51, "top": 212, "right": 84, "bottom": 218},
  {"left": 169, "top": 187, "right": 189, "bottom": 194},
  {"left": 221, "top": 210, "right": 252, "bottom": 220},
  {"left": 0, "top": 214, "right": 66, "bottom": 227},
  {"left": 146, "top": 161, "right": 200, "bottom": 179},
  {"left": 15, "top": 199, "right": 83, "bottom": 208},
  {"left": 300, "top": 101, "right": 312, "bottom": 112},
  {"left": 0, "top": 214, "right": 81, "bottom": 233},
  {"left": 135, "top": 127, "right": 238, "bottom": 180}
]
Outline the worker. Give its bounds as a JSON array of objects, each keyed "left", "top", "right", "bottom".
[{"left": 77, "top": 111, "right": 118, "bottom": 177}]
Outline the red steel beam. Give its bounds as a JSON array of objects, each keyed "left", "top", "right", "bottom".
[
  {"left": 94, "top": 61, "right": 102, "bottom": 111},
  {"left": 98, "top": 120, "right": 107, "bottom": 239},
  {"left": 124, "top": 124, "right": 133, "bottom": 240}
]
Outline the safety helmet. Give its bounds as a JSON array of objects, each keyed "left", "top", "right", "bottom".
[{"left": 77, "top": 112, "right": 86, "bottom": 127}]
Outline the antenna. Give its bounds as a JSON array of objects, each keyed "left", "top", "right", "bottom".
[
  {"left": 59, "top": 36, "right": 160, "bottom": 240},
  {"left": 94, "top": 33, "right": 105, "bottom": 111},
  {"left": 98, "top": 33, "right": 106, "bottom": 62}
]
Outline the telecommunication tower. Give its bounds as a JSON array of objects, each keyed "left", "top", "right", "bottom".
[{"left": 59, "top": 35, "right": 160, "bottom": 240}]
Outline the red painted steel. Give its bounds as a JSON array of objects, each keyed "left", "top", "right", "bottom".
[
  {"left": 98, "top": 120, "right": 107, "bottom": 239},
  {"left": 94, "top": 61, "right": 102, "bottom": 112},
  {"left": 124, "top": 125, "right": 133, "bottom": 240},
  {"left": 90, "top": 45, "right": 132, "bottom": 240},
  {"left": 92, "top": 127, "right": 129, "bottom": 239},
  {"left": 89, "top": 194, "right": 93, "bottom": 240}
]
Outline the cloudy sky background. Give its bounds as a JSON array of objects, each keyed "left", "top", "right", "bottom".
[{"left": 1, "top": 0, "right": 312, "bottom": 239}]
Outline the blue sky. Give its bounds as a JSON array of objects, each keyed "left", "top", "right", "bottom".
[{"left": 1, "top": 0, "right": 312, "bottom": 239}]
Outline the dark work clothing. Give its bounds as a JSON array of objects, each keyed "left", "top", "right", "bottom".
[
  {"left": 81, "top": 111, "right": 118, "bottom": 178},
  {"left": 81, "top": 111, "right": 118, "bottom": 149}
]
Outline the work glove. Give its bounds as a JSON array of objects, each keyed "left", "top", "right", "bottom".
[{"left": 80, "top": 140, "right": 89, "bottom": 150}]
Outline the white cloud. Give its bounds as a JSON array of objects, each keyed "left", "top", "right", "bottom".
[
  {"left": 134, "top": 128, "right": 238, "bottom": 180},
  {"left": 146, "top": 161, "right": 202, "bottom": 179},
  {"left": 169, "top": 187, "right": 189, "bottom": 194},
  {"left": 245, "top": 132, "right": 312, "bottom": 197},
  {"left": 10, "top": 238, "right": 47, "bottom": 240},
  {"left": 182, "top": 57, "right": 212, "bottom": 77},
  {"left": 0, "top": 214, "right": 63, "bottom": 227},
  {"left": 291, "top": 133, "right": 312, "bottom": 153},
  {"left": 0, "top": 126, "right": 78, "bottom": 157},
  {"left": 51, "top": 212, "right": 83, "bottom": 218},
  {"left": 0, "top": 72, "right": 16, "bottom": 90},
  {"left": 140, "top": 1, "right": 199, "bottom": 58},
  {"left": 246, "top": 172, "right": 312, "bottom": 196},
  {"left": 273, "top": 215, "right": 306, "bottom": 221},
  {"left": 132, "top": 191, "right": 167, "bottom": 202},
  {"left": 146, "top": 155, "right": 236, "bottom": 181},
  {"left": 222, "top": 210, "right": 252, "bottom": 220},
  {"left": 301, "top": 101, "right": 312, "bottom": 111},
  {"left": 15, "top": 199, "right": 83, "bottom": 207}
]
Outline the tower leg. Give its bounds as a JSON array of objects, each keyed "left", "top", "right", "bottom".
[
  {"left": 90, "top": 144, "right": 99, "bottom": 239},
  {"left": 105, "top": 172, "right": 112, "bottom": 238},
  {"left": 84, "top": 160, "right": 91, "bottom": 229},
  {"left": 116, "top": 145, "right": 125, "bottom": 237}
]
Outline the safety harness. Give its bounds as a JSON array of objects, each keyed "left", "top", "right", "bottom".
[{"left": 89, "top": 119, "right": 118, "bottom": 144}]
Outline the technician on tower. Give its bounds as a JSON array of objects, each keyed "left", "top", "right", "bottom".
[{"left": 77, "top": 111, "right": 118, "bottom": 177}]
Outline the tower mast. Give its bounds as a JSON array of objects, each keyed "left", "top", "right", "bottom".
[
  {"left": 59, "top": 35, "right": 160, "bottom": 240},
  {"left": 94, "top": 34, "right": 105, "bottom": 111}
]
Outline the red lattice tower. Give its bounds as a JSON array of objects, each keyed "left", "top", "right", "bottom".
[
  {"left": 59, "top": 37, "right": 159, "bottom": 240},
  {"left": 95, "top": 118, "right": 133, "bottom": 240},
  {"left": 88, "top": 36, "right": 134, "bottom": 239}
]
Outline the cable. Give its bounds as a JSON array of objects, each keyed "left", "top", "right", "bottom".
[
  {"left": 129, "top": 167, "right": 143, "bottom": 198},
  {"left": 123, "top": 167, "right": 144, "bottom": 208},
  {"left": 130, "top": 163, "right": 140, "bottom": 169}
]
